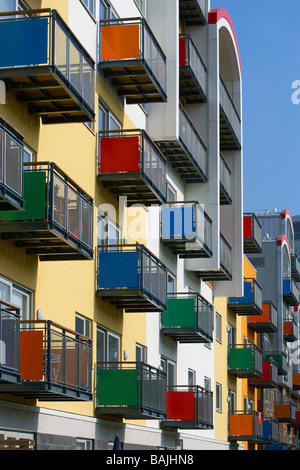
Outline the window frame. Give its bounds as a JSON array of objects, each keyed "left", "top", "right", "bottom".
[
  {"left": 0, "top": 275, "right": 32, "bottom": 322},
  {"left": 80, "top": 0, "right": 95, "bottom": 18},
  {"left": 96, "top": 325, "right": 120, "bottom": 365},
  {"left": 216, "top": 382, "right": 222, "bottom": 412}
]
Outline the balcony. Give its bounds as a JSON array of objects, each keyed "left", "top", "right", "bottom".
[
  {"left": 262, "top": 418, "right": 280, "bottom": 445},
  {"left": 195, "top": 233, "right": 232, "bottom": 281},
  {"left": 274, "top": 401, "right": 296, "bottom": 423},
  {"left": 179, "top": 34, "right": 207, "bottom": 103},
  {"left": 228, "top": 411, "right": 264, "bottom": 443},
  {"left": 99, "top": 18, "right": 166, "bottom": 104},
  {"left": 0, "top": 162, "right": 94, "bottom": 261},
  {"left": 179, "top": 0, "right": 206, "bottom": 25},
  {"left": 0, "top": 117, "right": 24, "bottom": 212},
  {"left": 0, "top": 300, "right": 20, "bottom": 384},
  {"left": 283, "top": 316, "right": 298, "bottom": 342},
  {"left": 155, "top": 104, "right": 207, "bottom": 183},
  {"left": 243, "top": 213, "right": 262, "bottom": 254},
  {"left": 265, "top": 352, "right": 288, "bottom": 376},
  {"left": 283, "top": 277, "right": 299, "bottom": 306},
  {"left": 288, "top": 411, "right": 300, "bottom": 430},
  {"left": 228, "top": 278, "right": 263, "bottom": 315},
  {"left": 97, "top": 243, "right": 167, "bottom": 312},
  {"left": 219, "top": 76, "right": 241, "bottom": 151},
  {"left": 0, "top": 320, "right": 92, "bottom": 401},
  {"left": 98, "top": 129, "right": 167, "bottom": 206},
  {"left": 96, "top": 362, "right": 167, "bottom": 419},
  {"left": 220, "top": 153, "right": 232, "bottom": 205},
  {"left": 249, "top": 359, "right": 279, "bottom": 389},
  {"left": 248, "top": 301, "right": 278, "bottom": 333},
  {"left": 160, "top": 202, "right": 212, "bottom": 258},
  {"left": 161, "top": 292, "right": 213, "bottom": 343},
  {"left": 162, "top": 385, "right": 213, "bottom": 430},
  {"left": 0, "top": 9, "right": 95, "bottom": 124},
  {"left": 291, "top": 254, "right": 300, "bottom": 282},
  {"left": 228, "top": 344, "right": 263, "bottom": 379},
  {"left": 292, "top": 366, "right": 300, "bottom": 390}
]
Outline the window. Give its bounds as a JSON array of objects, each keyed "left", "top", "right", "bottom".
[
  {"left": 136, "top": 343, "right": 147, "bottom": 363},
  {"left": 215, "top": 312, "right": 221, "bottom": 342},
  {"left": 98, "top": 100, "right": 121, "bottom": 133},
  {"left": 227, "top": 324, "right": 236, "bottom": 346},
  {"left": 97, "top": 211, "right": 120, "bottom": 248},
  {"left": 80, "top": 0, "right": 95, "bottom": 17},
  {"left": 188, "top": 369, "right": 196, "bottom": 387},
  {"left": 75, "top": 314, "right": 91, "bottom": 338},
  {"left": 134, "top": 0, "right": 146, "bottom": 17},
  {"left": 216, "top": 383, "right": 222, "bottom": 412},
  {"left": 228, "top": 389, "right": 236, "bottom": 411},
  {"left": 99, "top": 0, "right": 117, "bottom": 20},
  {"left": 167, "top": 272, "right": 176, "bottom": 294},
  {"left": 97, "top": 326, "right": 120, "bottom": 366},
  {"left": 161, "top": 357, "right": 176, "bottom": 386},
  {"left": 166, "top": 181, "right": 177, "bottom": 202},
  {"left": 76, "top": 438, "right": 93, "bottom": 450},
  {"left": 204, "top": 376, "right": 211, "bottom": 391},
  {"left": 0, "top": 275, "right": 32, "bottom": 321}
]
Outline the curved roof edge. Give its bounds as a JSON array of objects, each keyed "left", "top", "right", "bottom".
[
  {"left": 208, "top": 8, "right": 242, "bottom": 77},
  {"left": 277, "top": 234, "right": 291, "bottom": 259}
]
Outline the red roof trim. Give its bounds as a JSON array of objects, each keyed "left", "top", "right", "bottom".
[
  {"left": 208, "top": 8, "right": 242, "bottom": 77},
  {"left": 277, "top": 235, "right": 291, "bottom": 259}
]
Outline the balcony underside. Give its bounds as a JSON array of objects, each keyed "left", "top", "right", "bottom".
[
  {"left": 97, "top": 288, "right": 166, "bottom": 313},
  {"left": 220, "top": 108, "right": 241, "bottom": 151},
  {"left": 248, "top": 321, "right": 277, "bottom": 333},
  {"left": 99, "top": 60, "right": 167, "bottom": 104},
  {"left": 97, "top": 406, "right": 166, "bottom": 420},
  {"left": 155, "top": 140, "right": 206, "bottom": 183},
  {"left": 195, "top": 267, "right": 232, "bottom": 281},
  {"left": 283, "top": 292, "right": 299, "bottom": 307},
  {"left": 179, "top": 68, "right": 206, "bottom": 103},
  {"left": 162, "top": 238, "right": 212, "bottom": 258},
  {"left": 228, "top": 434, "right": 263, "bottom": 443},
  {"left": 0, "top": 66, "right": 95, "bottom": 124},
  {"left": 179, "top": 0, "right": 206, "bottom": 25},
  {"left": 220, "top": 184, "right": 232, "bottom": 205},
  {"left": 228, "top": 369, "right": 262, "bottom": 379},
  {"left": 162, "top": 420, "right": 213, "bottom": 430},
  {"left": 249, "top": 378, "right": 278, "bottom": 389},
  {"left": 0, "top": 381, "right": 92, "bottom": 401},
  {"left": 228, "top": 303, "right": 262, "bottom": 316},
  {"left": 99, "top": 172, "right": 165, "bottom": 206},
  {"left": 0, "top": 186, "right": 24, "bottom": 212},
  {"left": 0, "top": 222, "right": 93, "bottom": 261},
  {"left": 161, "top": 327, "right": 212, "bottom": 343},
  {"left": 244, "top": 237, "right": 262, "bottom": 254}
]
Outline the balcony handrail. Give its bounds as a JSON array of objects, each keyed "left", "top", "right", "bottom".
[
  {"left": 97, "top": 242, "right": 167, "bottom": 270},
  {"left": 179, "top": 104, "right": 207, "bottom": 150},
  {"left": 179, "top": 33, "right": 207, "bottom": 94},
  {"left": 23, "top": 162, "right": 93, "bottom": 204},
  {"left": 97, "top": 361, "right": 166, "bottom": 376},
  {"left": 0, "top": 299, "right": 21, "bottom": 316},
  {"left": 100, "top": 17, "right": 166, "bottom": 61},
  {"left": 167, "top": 384, "right": 213, "bottom": 394},
  {"left": 20, "top": 320, "right": 92, "bottom": 343},
  {"left": 219, "top": 75, "right": 241, "bottom": 121}
]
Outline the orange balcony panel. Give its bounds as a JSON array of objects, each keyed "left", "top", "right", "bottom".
[
  {"left": 166, "top": 391, "right": 195, "bottom": 421},
  {"left": 229, "top": 413, "right": 253, "bottom": 437},
  {"left": 274, "top": 404, "right": 295, "bottom": 422},
  {"left": 20, "top": 330, "right": 44, "bottom": 381},
  {"left": 101, "top": 24, "right": 140, "bottom": 61},
  {"left": 293, "top": 372, "right": 300, "bottom": 389},
  {"left": 100, "top": 136, "right": 140, "bottom": 173}
]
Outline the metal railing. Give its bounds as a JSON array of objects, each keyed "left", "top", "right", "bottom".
[
  {"left": 219, "top": 76, "right": 241, "bottom": 145},
  {"left": 0, "top": 300, "right": 20, "bottom": 376},
  {"left": 20, "top": 320, "right": 92, "bottom": 393},
  {"left": 220, "top": 233, "right": 232, "bottom": 277},
  {"left": 167, "top": 385, "right": 213, "bottom": 428},
  {"left": 97, "top": 243, "right": 167, "bottom": 309},
  {"left": 0, "top": 9, "right": 95, "bottom": 112},
  {"left": 98, "top": 129, "right": 167, "bottom": 201},
  {"left": 228, "top": 343, "right": 263, "bottom": 377},
  {"left": 165, "top": 292, "right": 214, "bottom": 342},
  {"left": 0, "top": 117, "right": 23, "bottom": 205},
  {"left": 179, "top": 33, "right": 207, "bottom": 96},
  {"left": 100, "top": 17, "right": 166, "bottom": 95},
  {"left": 229, "top": 410, "right": 263, "bottom": 441},
  {"left": 179, "top": 104, "right": 207, "bottom": 178},
  {"left": 220, "top": 153, "right": 232, "bottom": 202}
]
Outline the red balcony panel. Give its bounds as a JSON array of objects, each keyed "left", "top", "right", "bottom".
[
  {"left": 166, "top": 391, "right": 195, "bottom": 421},
  {"left": 20, "top": 330, "right": 44, "bottom": 381},
  {"left": 100, "top": 136, "right": 140, "bottom": 174},
  {"left": 179, "top": 37, "right": 187, "bottom": 66}
]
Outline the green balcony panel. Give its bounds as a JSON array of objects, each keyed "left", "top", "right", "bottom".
[
  {"left": 98, "top": 368, "right": 138, "bottom": 407},
  {"left": 162, "top": 293, "right": 213, "bottom": 343},
  {"left": 228, "top": 344, "right": 263, "bottom": 378}
]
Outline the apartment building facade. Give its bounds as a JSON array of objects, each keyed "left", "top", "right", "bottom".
[{"left": 0, "top": 0, "right": 244, "bottom": 450}]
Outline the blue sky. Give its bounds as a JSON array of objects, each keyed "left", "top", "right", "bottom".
[{"left": 210, "top": 0, "right": 300, "bottom": 217}]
